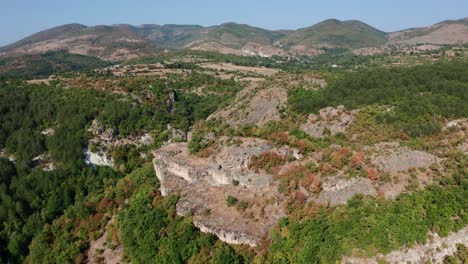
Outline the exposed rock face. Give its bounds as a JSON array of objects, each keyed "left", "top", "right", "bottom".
[
  {"left": 208, "top": 83, "right": 287, "bottom": 127},
  {"left": 301, "top": 105, "right": 357, "bottom": 138},
  {"left": 370, "top": 142, "right": 439, "bottom": 173},
  {"left": 175, "top": 180, "right": 283, "bottom": 247},
  {"left": 241, "top": 42, "right": 287, "bottom": 57},
  {"left": 88, "top": 120, "right": 105, "bottom": 136},
  {"left": 32, "top": 154, "right": 56, "bottom": 171},
  {"left": 444, "top": 119, "right": 468, "bottom": 155},
  {"left": 84, "top": 148, "right": 114, "bottom": 167},
  {"left": 86, "top": 119, "right": 154, "bottom": 168},
  {"left": 341, "top": 226, "right": 468, "bottom": 264},
  {"left": 152, "top": 138, "right": 289, "bottom": 246},
  {"left": 88, "top": 120, "right": 118, "bottom": 141},
  {"left": 40, "top": 128, "right": 55, "bottom": 136},
  {"left": 0, "top": 149, "right": 16, "bottom": 163},
  {"left": 101, "top": 128, "right": 117, "bottom": 141},
  {"left": 316, "top": 177, "right": 376, "bottom": 205},
  {"left": 167, "top": 124, "right": 187, "bottom": 142}
]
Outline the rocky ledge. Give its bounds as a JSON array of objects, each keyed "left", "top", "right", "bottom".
[
  {"left": 301, "top": 105, "right": 358, "bottom": 138},
  {"left": 152, "top": 137, "right": 290, "bottom": 246}
]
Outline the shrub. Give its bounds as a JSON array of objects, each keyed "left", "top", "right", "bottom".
[
  {"left": 238, "top": 201, "right": 248, "bottom": 210},
  {"left": 249, "top": 152, "right": 287, "bottom": 173},
  {"left": 226, "top": 195, "right": 238, "bottom": 207}
]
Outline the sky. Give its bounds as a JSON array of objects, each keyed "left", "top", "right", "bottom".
[{"left": 1, "top": 0, "right": 467, "bottom": 46}]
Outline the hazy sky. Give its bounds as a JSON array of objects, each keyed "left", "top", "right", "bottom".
[{"left": 1, "top": 0, "right": 467, "bottom": 46}]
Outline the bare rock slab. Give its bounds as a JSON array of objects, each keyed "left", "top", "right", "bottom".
[
  {"left": 152, "top": 138, "right": 287, "bottom": 246},
  {"left": 301, "top": 105, "right": 357, "bottom": 138},
  {"left": 370, "top": 142, "right": 439, "bottom": 173}
]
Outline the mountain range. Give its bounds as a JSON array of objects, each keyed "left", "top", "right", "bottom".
[{"left": 1, "top": 17, "right": 467, "bottom": 61}]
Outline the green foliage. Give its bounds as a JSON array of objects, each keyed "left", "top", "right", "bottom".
[
  {"left": 238, "top": 201, "right": 248, "bottom": 210},
  {"left": 188, "top": 131, "right": 208, "bottom": 154},
  {"left": 0, "top": 51, "right": 111, "bottom": 79},
  {"left": 210, "top": 245, "right": 241, "bottom": 264},
  {"left": 283, "top": 19, "right": 386, "bottom": 50},
  {"left": 118, "top": 168, "right": 247, "bottom": 264},
  {"left": 149, "top": 72, "right": 241, "bottom": 131},
  {"left": 27, "top": 166, "right": 150, "bottom": 264},
  {"left": 226, "top": 195, "right": 238, "bottom": 207},
  {"left": 444, "top": 244, "right": 468, "bottom": 264},
  {"left": 268, "top": 173, "right": 467, "bottom": 263},
  {"left": 0, "top": 80, "right": 166, "bottom": 262},
  {"left": 2, "top": 164, "right": 122, "bottom": 263},
  {"left": 289, "top": 62, "right": 468, "bottom": 137}
]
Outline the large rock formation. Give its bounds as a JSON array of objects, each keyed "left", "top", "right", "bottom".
[
  {"left": 152, "top": 137, "right": 290, "bottom": 246},
  {"left": 370, "top": 142, "right": 439, "bottom": 173},
  {"left": 208, "top": 83, "right": 288, "bottom": 127},
  {"left": 301, "top": 105, "right": 357, "bottom": 138},
  {"left": 316, "top": 177, "right": 376, "bottom": 205}
]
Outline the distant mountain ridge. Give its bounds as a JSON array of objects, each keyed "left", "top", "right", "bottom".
[{"left": 1, "top": 17, "right": 467, "bottom": 61}]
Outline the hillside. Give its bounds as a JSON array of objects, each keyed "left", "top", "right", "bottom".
[
  {"left": 278, "top": 19, "right": 387, "bottom": 49},
  {"left": 0, "top": 24, "right": 162, "bottom": 61},
  {"left": 135, "top": 22, "right": 288, "bottom": 57},
  {"left": 0, "top": 50, "right": 111, "bottom": 79},
  {"left": 0, "top": 18, "right": 467, "bottom": 60},
  {"left": 388, "top": 17, "right": 468, "bottom": 45},
  {"left": 134, "top": 24, "right": 205, "bottom": 48}
]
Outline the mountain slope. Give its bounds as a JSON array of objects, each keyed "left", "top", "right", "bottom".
[
  {"left": 0, "top": 50, "right": 111, "bottom": 79},
  {"left": 134, "top": 22, "right": 288, "bottom": 57},
  {"left": 278, "top": 19, "right": 387, "bottom": 49},
  {"left": 387, "top": 17, "right": 468, "bottom": 45},
  {"left": 0, "top": 24, "right": 162, "bottom": 61},
  {"left": 1, "top": 18, "right": 467, "bottom": 60},
  {"left": 134, "top": 24, "right": 205, "bottom": 48}
]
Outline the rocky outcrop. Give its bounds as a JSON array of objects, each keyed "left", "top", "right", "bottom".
[
  {"left": 301, "top": 105, "right": 357, "bottom": 138},
  {"left": 84, "top": 148, "right": 114, "bottom": 167},
  {"left": 316, "top": 177, "right": 376, "bottom": 205},
  {"left": 152, "top": 138, "right": 290, "bottom": 246},
  {"left": 175, "top": 180, "right": 284, "bottom": 247},
  {"left": 370, "top": 142, "right": 439, "bottom": 173},
  {"left": 0, "top": 149, "right": 16, "bottom": 163},
  {"left": 444, "top": 119, "right": 468, "bottom": 155},
  {"left": 208, "top": 84, "right": 288, "bottom": 127},
  {"left": 85, "top": 119, "right": 154, "bottom": 168}
]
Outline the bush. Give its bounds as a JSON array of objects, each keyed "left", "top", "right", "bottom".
[{"left": 226, "top": 195, "right": 238, "bottom": 207}]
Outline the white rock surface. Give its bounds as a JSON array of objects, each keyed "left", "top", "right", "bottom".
[{"left": 84, "top": 148, "right": 114, "bottom": 167}]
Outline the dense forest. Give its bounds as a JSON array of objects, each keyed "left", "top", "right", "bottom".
[
  {"left": 289, "top": 62, "right": 468, "bottom": 137},
  {"left": 0, "top": 73, "right": 241, "bottom": 262}
]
